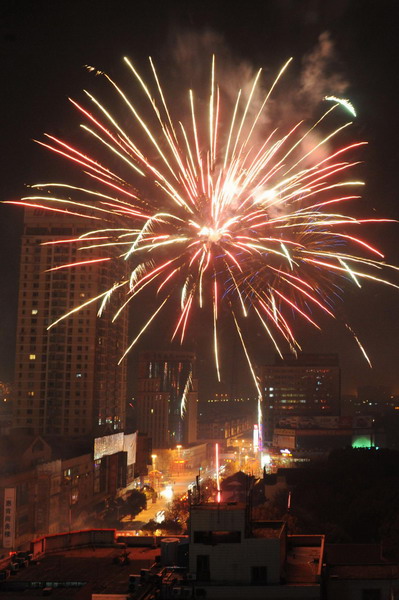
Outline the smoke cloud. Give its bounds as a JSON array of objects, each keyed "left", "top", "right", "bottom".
[
  {"left": 167, "top": 29, "right": 348, "bottom": 120},
  {"left": 162, "top": 29, "right": 350, "bottom": 173},
  {"left": 298, "top": 31, "right": 349, "bottom": 111}
]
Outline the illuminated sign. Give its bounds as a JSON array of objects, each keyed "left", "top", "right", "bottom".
[
  {"left": 352, "top": 434, "right": 373, "bottom": 449},
  {"left": 94, "top": 432, "right": 124, "bottom": 460},
  {"left": 3, "top": 488, "right": 16, "bottom": 548},
  {"left": 94, "top": 432, "right": 138, "bottom": 463}
]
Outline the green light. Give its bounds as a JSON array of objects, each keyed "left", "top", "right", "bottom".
[{"left": 352, "top": 435, "right": 373, "bottom": 449}]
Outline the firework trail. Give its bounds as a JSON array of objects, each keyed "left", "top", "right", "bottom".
[{"left": 6, "top": 57, "right": 398, "bottom": 443}]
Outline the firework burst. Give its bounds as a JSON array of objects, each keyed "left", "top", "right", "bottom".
[{"left": 6, "top": 56, "right": 399, "bottom": 430}]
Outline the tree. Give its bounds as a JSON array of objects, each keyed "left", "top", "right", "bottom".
[
  {"left": 142, "top": 519, "right": 158, "bottom": 533},
  {"left": 164, "top": 496, "right": 189, "bottom": 532},
  {"left": 125, "top": 489, "right": 147, "bottom": 519},
  {"left": 200, "top": 477, "right": 217, "bottom": 502},
  {"left": 159, "top": 518, "right": 183, "bottom": 534},
  {"left": 143, "top": 518, "right": 183, "bottom": 535}
]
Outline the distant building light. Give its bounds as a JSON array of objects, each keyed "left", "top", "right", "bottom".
[
  {"left": 31, "top": 309, "right": 38, "bottom": 315},
  {"left": 29, "top": 354, "right": 36, "bottom": 360}
]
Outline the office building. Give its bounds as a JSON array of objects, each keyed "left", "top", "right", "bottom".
[
  {"left": 263, "top": 354, "right": 340, "bottom": 442},
  {"left": 136, "top": 350, "right": 197, "bottom": 448},
  {"left": 13, "top": 207, "right": 128, "bottom": 437}
]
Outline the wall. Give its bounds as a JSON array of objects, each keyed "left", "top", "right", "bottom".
[
  {"left": 190, "top": 535, "right": 282, "bottom": 584},
  {"left": 187, "top": 584, "right": 320, "bottom": 599},
  {"left": 31, "top": 528, "right": 116, "bottom": 556},
  {"left": 0, "top": 469, "right": 37, "bottom": 549},
  {"left": 327, "top": 579, "right": 394, "bottom": 600},
  {"left": 189, "top": 506, "right": 284, "bottom": 585}
]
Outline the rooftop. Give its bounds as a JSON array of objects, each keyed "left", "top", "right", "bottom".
[
  {"left": 0, "top": 587, "right": 91, "bottom": 599},
  {"left": 0, "top": 546, "right": 158, "bottom": 596},
  {"left": 287, "top": 535, "right": 325, "bottom": 585},
  {"left": 286, "top": 545, "right": 321, "bottom": 584},
  {"left": 329, "top": 565, "right": 399, "bottom": 580},
  {"left": 251, "top": 521, "right": 285, "bottom": 539},
  {"left": 191, "top": 501, "right": 246, "bottom": 511},
  {"left": 325, "top": 543, "right": 389, "bottom": 565}
]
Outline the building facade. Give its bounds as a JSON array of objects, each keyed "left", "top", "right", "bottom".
[
  {"left": 197, "top": 414, "right": 251, "bottom": 441},
  {"left": 13, "top": 208, "right": 128, "bottom": 437},
  {"left": 0, "top": 431, "right": 137, "bottom": 550},
  {"left": 136, "top": 350, "right": 198, "bottom": 448},
  {"left": 189, "top": 501, "right": 324, "bottom": 598},
  {"left": 263, "top": 354, "right": 340, "bottom": 443}
]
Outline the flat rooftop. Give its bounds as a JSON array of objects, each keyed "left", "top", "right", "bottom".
[
  {"left": 251, "top": 521, "right": 285, "bottom": 539},
  {"left": 1, "top": 546, "right": 158, "bottom": 595},
  {"left": 0, "top": 589, "right": 91, "bottom": 599},
  {"left": 286, "top": 545, "right": 321, "bottom": 584},
  {"left": 191, "top": 502, "right": 246, "bottom": 510},
  {"left": 329, "top": 565, "right": 399, "bottom": 580},
  {"left": 286, "top": 536, "right": 325, "bottom": 585}
]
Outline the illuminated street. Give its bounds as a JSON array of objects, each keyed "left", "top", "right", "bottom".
[{"left": 120, "top": 469, "right": 200, "bottom": 529}]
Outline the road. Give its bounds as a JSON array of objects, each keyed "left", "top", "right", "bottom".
[{"left": 121, "top": 469, "right": 199, "bottom": 528}]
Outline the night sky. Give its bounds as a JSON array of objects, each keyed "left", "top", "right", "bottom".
[{"left": 1, "top": 0, "right": 399, "bottom": 398}]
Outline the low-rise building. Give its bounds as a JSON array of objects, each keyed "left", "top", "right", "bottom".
[
  {"left": 272, "top": 415, "right": 382, "bottom": 451},
  {"left": 0, "top": 431, "right": 138, "bottom": 551},
  {"left": 0, "top": 528, "right": 157, "bottom": 598},
  {"left": 189, "top": 500, "right": 324, "bottom": 598},
  {"left": 325, "top": 543, "right": 399, "bottom": 600}
]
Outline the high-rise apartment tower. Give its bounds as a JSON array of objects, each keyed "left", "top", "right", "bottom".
[
  {"left": 136, "top": 350, "right": 198, "bottom": 448},
  {"left": 13, "top": 208, "right": 128, "bottom": 436}
]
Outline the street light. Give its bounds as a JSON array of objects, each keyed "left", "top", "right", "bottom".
[
  {"left": 175, "top": 445, "right": 183, "bottom": 475},
  {"left": 244, "top": 455, "right": 249, "bottom": 472},
  {"left": 150, "top": 454, "right": 158, "bottom": 493}
]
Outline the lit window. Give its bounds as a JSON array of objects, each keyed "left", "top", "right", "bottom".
[
  {"left": 29, "top": 354, "right": 36, "bottom": 360},
  {"left": 28, "top": 391, "right": 35, "bottom": 397},
  {"left": 31, "top": 309, "right": 38, "bottom": 315}
]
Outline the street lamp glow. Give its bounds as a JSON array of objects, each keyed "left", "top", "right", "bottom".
[
  {"left": 261, "top": 453, "right": 271, "bottom": 469},
  {"left": 151, "top": 454, "right": 157, "bottom": 472},
  {"left": 160, "top": 484, "right": 174, "bottom": 502}
]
